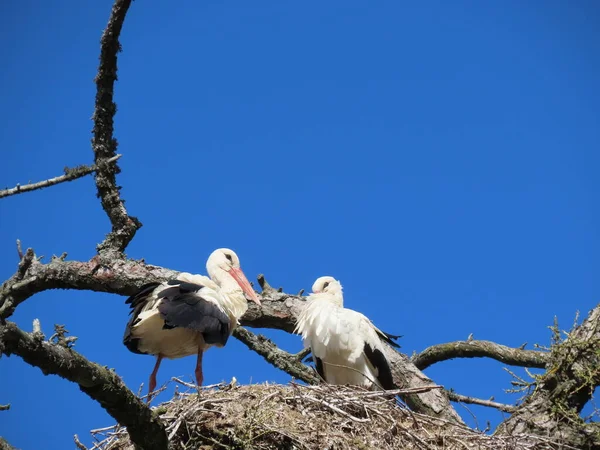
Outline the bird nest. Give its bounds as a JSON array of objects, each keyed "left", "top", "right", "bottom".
[{"left": 89, "top": 380, "right": 568, "bottom": 450}]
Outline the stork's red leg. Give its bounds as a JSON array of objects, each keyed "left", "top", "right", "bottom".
[
  {"left": 148, "top": 354, "right": 163, "bottom": 402},
  {"left": 195, "top": 348, "right": 204, "bottom": 387}
]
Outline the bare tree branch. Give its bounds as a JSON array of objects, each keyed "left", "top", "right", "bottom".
[
  {"left": 0, "top": 155, "right": 122, "bottom": 199},
  {"left": 497, "top": 304, "right": 600, "bottom": 448},
  {"left": 0, "top": 254, "right": 179, "bottom": 320},
  {"left": 0, "top": 437, "right": 17, "bottom": 450},
  {"left": 92, "top": 0, "right": 141, "bottom": 255},
  {"left": 0, "top": 321, "right": 167, "bottom": 450},
  {"left": 233, "top": 327, "right": 319, "bottom": 384},
  {"left": 447, "top": 391, "right": 515, "bottom": 413},
  {"left": 0, "top": 259, "right": 464, "bottom": 424},
  {"left": 73, "top": 435, "right": 87, "bottom": 450},
  {"left": 412, "top": 339, "right": 549, "bottom": 370}
]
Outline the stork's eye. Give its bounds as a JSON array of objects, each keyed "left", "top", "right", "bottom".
[
  {"left": 225, "top": 253, "right": 233, "bottom": 263},
  {"left": 322, "top": 281, "right": 330, "bottom": 290}
]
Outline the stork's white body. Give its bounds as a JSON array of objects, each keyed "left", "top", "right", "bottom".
[{"left": 295, "top": 277, "right": 398, "bottom": 390}]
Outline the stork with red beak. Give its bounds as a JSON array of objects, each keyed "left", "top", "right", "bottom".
[
  {"left": 295, "top": 276, "right": 400, "bottom": 390},
  {"left": 123, "top": 248, "right": 261, "bottom": 399}
]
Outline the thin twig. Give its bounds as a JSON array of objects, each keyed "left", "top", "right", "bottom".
[
  {"left": 74, "top": 434, "right": 87, "bottom": 450},
  {"left": 0, "top": 155, "right": 122, "bottom": 199},
  {"left": 447, "top": 391, "right": 515, "bottom": 413}
]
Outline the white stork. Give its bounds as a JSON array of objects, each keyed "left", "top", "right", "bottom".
[
  {"left": 294, "top": 276, "right": 400, "bottom": 390},
  {"left": 123, "top": 248, "right": 261, "bottom": 398}
]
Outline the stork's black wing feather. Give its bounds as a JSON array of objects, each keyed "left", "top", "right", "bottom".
[
  {"left": 314, "top": 355, "right": 325, "bottom": 381},
  {"left": 364, "top": 343, "right": 396, "bottom": 390},
  {"left": 376, "top": 329, "right": 402, "bottom": 348},
  {"left": 156, "top": 282, "right": 231, "bottom": 346},
  {"left": 123, "top": 282, "right": 162, "bottom": 354}
]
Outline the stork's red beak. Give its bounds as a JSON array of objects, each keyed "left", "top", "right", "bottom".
[{"left": 229, "top": 267, "right": 261, "bottom": 305}]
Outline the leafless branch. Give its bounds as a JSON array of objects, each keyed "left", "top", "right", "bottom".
[
  {"left": 92, "top": 0, "right": 141, "bottom": 255},
  {"left": 447, "top": 391, "right": 515, "bottom": 413},
  {"left": 73, "top": 434, "right": 87, "bottom": 450},
  {"left": 0, "top": 437, "right": 17, "bottom": 450},
  {"left": 412, "top": 339, "right": 549, "bottom": 370},
  {"left": 233, "top": 327, "right": 319, "bottom": 385},
  {"left": 0, "top": 253, "right": 464, "bottom": 423},
  {"left": 16, "top": 247, "right": 35, "bottom": 281},
  {"left": 0, "top": 321, "right": 167, "bottom": 450},
  {"left": 0, "top": 155, "right": 122, "bottom": 199},
  {"left": 0, "top": 254, "right": 179, "bottom": 320}
]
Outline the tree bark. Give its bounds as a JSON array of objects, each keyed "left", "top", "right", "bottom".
[
  {"left": 497, "top": 304, "right": 600, "bottom": 448},
  {"left": 412, "top": 339, "right": 549, "bottom": 370},
  {"left": 0, "top": 321, "right": 167, "bottom": 450}
]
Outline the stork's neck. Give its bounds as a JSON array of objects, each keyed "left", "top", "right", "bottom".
[
  {"left": 211, "top": 268, "right": 249, "bottom": 320},
  {"left": 309, "top": 292, "right": 344, "bottom": 308}
]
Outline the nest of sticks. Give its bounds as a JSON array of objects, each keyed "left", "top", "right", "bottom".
[{"left": 89, "top": 380, "right": 569, "bottom": 450}]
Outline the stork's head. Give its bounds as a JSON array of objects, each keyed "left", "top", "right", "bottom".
[
  {"left": 206, "top": 248, "right": 261, "bottom": 305},
  {"left": 311, "top": 276, "right": 344, "bottom": 306}
]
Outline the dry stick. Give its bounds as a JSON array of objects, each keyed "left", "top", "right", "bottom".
[
  {"left": 73, "top": 434, "right": 87, "bottom": 450},
  {"left": 447, "top": 391, "right": 515, "bottom": 413},
  {"left": 0, "top": 155, "right": 122, "bottom": 199},
  {"left": 301, "top": 394, "right": 370, "bottom": 423},
  {"left": 412, "top": 339, "right": 548, "bottom": 370}
]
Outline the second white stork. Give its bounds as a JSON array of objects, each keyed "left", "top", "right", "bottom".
[
  {"left": 294, "top": 276, "right": 400, "bottom": 390},
  {"left": 123, "top": 248, "right": 261, "bottom": 398}
]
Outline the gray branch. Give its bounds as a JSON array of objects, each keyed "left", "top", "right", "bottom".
[
  {"left": 412, "top": 339, "right": 549, "bottom": 370},
  {"left": 447, "top": 391, "right": 515, "bottom": 413},
  {"left": 0, "top": 321, "right": 167, "bottom": 450},
  {"left": 0, "top": 155, "right": 121, "bottom": 199},
  {"left": 92, "top": 0, "right": 141, "bottom": 255},
  {"left": 0, "top": 255, "right": 179, "bottom": 320},
  {"left": 233, "top": 327, "right": 319, "bottom": 385},
  {"left": 0, "top": 259, "right": 464, "bottom": 424}
]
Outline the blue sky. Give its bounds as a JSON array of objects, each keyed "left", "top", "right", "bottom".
[{"left": 1, "top": 1, "right": 599, "bottom": 448}]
